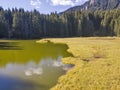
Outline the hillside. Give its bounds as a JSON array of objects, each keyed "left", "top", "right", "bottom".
[{"left": 64, "top": 0, "right": 120, "bottom": 13}]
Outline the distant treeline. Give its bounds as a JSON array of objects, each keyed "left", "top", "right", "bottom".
[{"left": 0, "top": 7, "right": 120, "bottom": 39}]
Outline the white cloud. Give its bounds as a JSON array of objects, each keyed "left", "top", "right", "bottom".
[
  {"left": 75, "top": 0, "right": 88, "bottom": 4},
  {"left": 51, "top": 0, "right": 74, "bottom": 6},
  {"left": 50, "top": 0, "right": 88, "bottom": 6},
  {"left": 30, "top": 0, "right": 41, "bottom": 9}
]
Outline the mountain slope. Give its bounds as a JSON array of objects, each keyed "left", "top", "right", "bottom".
[{"left": 64, "top": 0, "right": 120, "bottom": 13}]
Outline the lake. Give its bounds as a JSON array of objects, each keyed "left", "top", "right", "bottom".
[{"left": 0, "top": 40, "right": 72, "bottom": 90}]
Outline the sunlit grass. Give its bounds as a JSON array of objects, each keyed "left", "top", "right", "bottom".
[{"left": 38, "top": 37, "right": 120, "bottom": 90}]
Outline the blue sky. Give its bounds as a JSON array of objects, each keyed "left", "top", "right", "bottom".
[{"left": 0, "top": 0, "right": 88, "bottom": 14}]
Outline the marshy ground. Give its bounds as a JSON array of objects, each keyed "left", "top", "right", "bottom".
[{"left": 38, "top": 37, "right": 120, "bottom": 90}]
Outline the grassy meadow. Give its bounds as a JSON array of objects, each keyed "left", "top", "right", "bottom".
[{"left": 38, "top": 37, "right": 120, "bottom": 90}]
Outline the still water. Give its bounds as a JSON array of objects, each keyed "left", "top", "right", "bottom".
[{"left": 0, "top": 40, "right": 72, "bottom": 90}]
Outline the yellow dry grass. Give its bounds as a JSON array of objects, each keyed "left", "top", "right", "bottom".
[{"left": 38, "top": 37, "right": 120, "bottom": 90}]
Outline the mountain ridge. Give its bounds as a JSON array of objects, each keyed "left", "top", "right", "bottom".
[{"left": 63, "top": 0, "right": 120, "bottom": 13}]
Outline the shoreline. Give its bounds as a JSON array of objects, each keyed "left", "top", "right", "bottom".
[{"left": 37, "top": 37, "right": 120, "bottom": 90}]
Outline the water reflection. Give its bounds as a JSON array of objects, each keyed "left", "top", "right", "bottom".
[
  {"left": 0, "top": 40, "right": 72, "bottom": 67},
  {"left": 0, "top": 42, "right": 21, "bottom": 50},
  {"left": 0, "top": 75, "right": 49, "bottom": 90},
  {"left": 0, "top": 57, "right": 73, "bottom": 90},
  {"left": 25, "top": 67, "right": 43, "bottom": 76},
  {"left": 24, "top": 57, "right": 73, "bottom": 77},
  {"left": 0, "top": 40, "right": 73, "bottom": 90}
]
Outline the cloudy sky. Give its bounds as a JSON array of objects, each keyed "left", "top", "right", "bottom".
[{"left": 0, "top": 0, "right": 88, "bottom": 14}]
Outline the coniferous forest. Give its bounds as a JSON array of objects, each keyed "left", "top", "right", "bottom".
[{"left": 0, "top": 7, "right": 120, "bottom": 39}]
